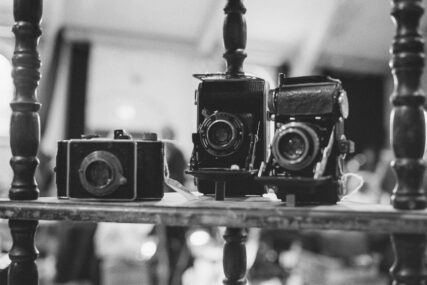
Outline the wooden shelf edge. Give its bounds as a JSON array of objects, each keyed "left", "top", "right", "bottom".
[{"left": 0, "top": 193, "right": 425, "bottom": 233}]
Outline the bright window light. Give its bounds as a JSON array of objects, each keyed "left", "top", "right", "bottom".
[
  {"left": 188, "top": 229, "right": 211, "bottom": 247},
  {"left": 140, "top": 238, "right": 157, "bottom": 261},
  {"left": 0, "top": 54, "right": 12, "bottom": 136},
  {"left": 115, "top": 104, "right": 136, "bottom": 121}
]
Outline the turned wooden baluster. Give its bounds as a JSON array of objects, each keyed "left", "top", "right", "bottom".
[
  {"left": 390, "top": 0, "right": 426, "bottom": 210},
  {"left": 223, "top": 0, "right": 247, "bottom": 76},
  {"left": 8, "top": 220, "right": 39, "bottom": 285},
  {"left": 8, "top": 0, "right": 42, "bottom": 284},
  {"left": 389, "top": 1, "right": 427, "bottom": 285},
  {"left": 223, "top": 228, "right": 248, "bottom": 285},
  {"left": 10, "top": 0, "right": 41, "bottom": 200},
  {"left": 222, "top": 1, "right": 248, "bottom": 284},
  {"left": 391, "top": 234, "right": 427, "bottom": 285}
]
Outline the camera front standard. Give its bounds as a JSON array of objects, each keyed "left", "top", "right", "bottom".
[
  {"left": 189, "top": 74, "right": 269, "bottom": 197},
  {"left": 56, "top": 130, "right": 164, "bottom": 201},
  {"left": 258, "top": 75, "right": 354, "bottom": 205}
]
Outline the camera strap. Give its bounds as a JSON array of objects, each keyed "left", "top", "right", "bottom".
[
  {"left": 248, "top": 122, "right": 261, "bottom": 170},
  {"left": 161, "top": 139, "right": 203, "bottom": 200},
  {"left": 340, "top": 173, "right": 365, "bottom": 201},
  {"left": 164, "top": 177, "right": 203, "bottom": 201},
  {"left": 314, "top": 126, "right": 335, "bottom": 179}
]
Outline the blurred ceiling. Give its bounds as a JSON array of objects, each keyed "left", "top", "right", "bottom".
[{"left": 0, "top": 0, "right": 426, "bottom": 74}]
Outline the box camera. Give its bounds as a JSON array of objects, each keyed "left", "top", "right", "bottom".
[
  {"left": 258, "top": 74, "right": 354, "bottom": 205},
  {"left": 189, "top": 74, "right": 269, "bottom": 196},
  {"left": 56, "top": 130, "right": 164, "bottom": 201}
]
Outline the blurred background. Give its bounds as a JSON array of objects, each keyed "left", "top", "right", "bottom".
[{"left": 0, "top": 0, "right": 426, "bottom": 284}]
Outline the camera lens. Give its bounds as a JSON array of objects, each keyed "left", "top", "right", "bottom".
[
  {"left": 79, "top": 151, "right": 126, "bottom": 197},
  {"left": 278, "top": 133, "right": 306, "bottom": 161},
  {"left": 272, "top": 122, "right": 319, "bottom": 171},
  {"left": 199, "top": 112, "right": 245, "bottom": 157},
  {"left": 208, "top": 121, "right": 234, "bottom": 148},
  {"left": 85, "top": 161, "right": 113, "bottom": 188}
]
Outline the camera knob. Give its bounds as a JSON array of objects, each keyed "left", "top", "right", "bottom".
[
  {"left": 114, "top": 129, "right": 132, "bottom": 140},
  {"left": 278, "top": 73, "right": 286, "bottom": 86},
  {"left": 81, "top": 134, "right": 100, "bottom": 139},
  {"left": 267, "top": 89, "right": 277, "bottom": 113},
  {"left": 141, "top": 132, "right": 158, "bottom": 141}
]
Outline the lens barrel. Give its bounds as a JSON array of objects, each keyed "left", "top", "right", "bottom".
[
  {"left": 199, "top": 112, "right": 245, "bottom": 157},
  {"left": 78, "top": 151, "right": 127, "bottom": 196},
  {"left": 272, "top": 122, "right": 319, "bottom": 171}
]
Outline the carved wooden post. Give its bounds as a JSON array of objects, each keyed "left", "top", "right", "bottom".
[
  {"left": 391, "top": 234, "right": 427, "bottom": 285},
  {"left": 222, "top": 1, "right": 248, "bottom": 284},
  {"left": 8, "top": 220, "right": 39, "bottom": 285},
  {"left": 389, "top": 1, "right": 427, "bottom": 285},
  {"left": 10, "top": 0, "right": 42, "bottom": 200},
  {"left": 223, "top": 228, "right": 248, "bottom": 285},
  {"left": 223, "top": 0, "right": 247, "bottom": 76},
  {"left": 8, "top": 0, "right": 42, "bottom": 284},
  {"left": 390, "top": 0, "right": 426, "bottom": 210}
]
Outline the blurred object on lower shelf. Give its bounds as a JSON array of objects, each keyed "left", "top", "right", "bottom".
[
  {"left": 181, "top": 255, "right": 222, "bottom": 285},
  {"left": 55, "top": 222, "right": 99, "bottom": 285},
  {"left": 0, "top": 220, "right": 11, "bottom": 252},
  {"left": 0, "top": 219, "right": 9, "bottom": 284},
  {"left": 38, "top": 254, "right": 57, "bottom": 285},
  {"left": 286, "top": 247, "right": 388, "bottom": 285},
  {"left": 95, "top": 223, "right": 155, "bottom": 260},
  {"left": 0, "top": 137, "right": 12, "bottom": 198},
  {"left": 248, "top": 229, "right": 300, "bottom": 284},
  {"left": 248, "top": 227, "right": 391, "bottom": 285},
  {"left": 102, "top": 258, "right": 151, "bottom": 285},
  {"left": 51, "top": 281, "right": 93, "bottom": 285},
  {"left": 0, "top": 252, "right": 10, "bottom": 284},
  {"left": 182, "top": 227, "right": 260, "bottom": 285},
  {"left": 95, "top": 222, "right": 156, "bottom": 285}
]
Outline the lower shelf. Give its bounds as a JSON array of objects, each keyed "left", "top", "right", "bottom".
[{"left": 0, "top": 193, "right": 425, "bottom": 233}]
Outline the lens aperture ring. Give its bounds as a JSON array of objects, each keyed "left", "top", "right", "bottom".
[
  {"left": 199, "top": 112, "right": 245, "bottom": 157},
  {"left": 272, "top": 122, "right": 320, "bottom": 171},
  {"left": 78, "top": 151, "right": 126, "bottom": 197}
]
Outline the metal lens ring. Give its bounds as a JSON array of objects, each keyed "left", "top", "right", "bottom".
[
  {"left": 78, "top": 151, "right": 126, "bottom": 197},
  {"left": 199, "top": 112, "right": 245, "bottom": 157},
  {"left": 272, "top": 122, "right": 320, "bottom": 171}
]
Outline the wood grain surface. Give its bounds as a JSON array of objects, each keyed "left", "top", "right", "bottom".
[{"left": 0, "top": 193, "right": 426, "bottom": 233}]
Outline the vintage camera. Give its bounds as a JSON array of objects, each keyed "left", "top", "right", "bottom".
[
  {"left": 258, "top": 74, "right": 354, "bottom": 205},
  {"left": 56, "top": 130, "right": 164, "bottom": 201},
  {"left": 189, "top": 74, "right": 269, "bottom": 196}
]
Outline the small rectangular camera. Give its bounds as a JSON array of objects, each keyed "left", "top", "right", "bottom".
[
  {"left": 56, "top": 130, "right": 164, "bottom": 201},
  {"left": 258, "top": 75, "right": 354, "bottom": 205},
  {"left": 189, "top": 74, "right": 269, "bottom": 196}
]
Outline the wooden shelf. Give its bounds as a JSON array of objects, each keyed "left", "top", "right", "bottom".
[{"left": 1, "top": 193, "right": 427, "bottom": 233}]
